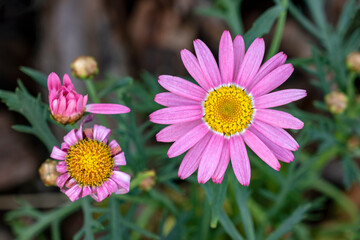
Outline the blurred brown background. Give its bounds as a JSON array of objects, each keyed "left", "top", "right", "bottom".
[{"left": 0, "top": 0, "right": 347, "bottom": 238}]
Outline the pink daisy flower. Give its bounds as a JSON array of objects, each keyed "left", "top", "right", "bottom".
[
  {"left": 150, "top": 31, "right": 306, "bottom": 185},
  {"left": 50, "top": 116, "right": 131, "bottom": 202},
  {"left": 48, "top": 72, "right": 130, "bottom": 125}
]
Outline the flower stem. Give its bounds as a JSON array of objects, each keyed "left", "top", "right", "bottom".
[
  {"left": 266, "top": 0, "right": 288, "bottom": 60},
  {"left": 84, "top": 79, "right": 107, "bottom": 125}
]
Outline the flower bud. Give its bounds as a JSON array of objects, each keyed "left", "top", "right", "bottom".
[
  {"left": 39, "top": 160, "right": 60, "bottom": 186},
  {"left": 325, "top": 91, "right": 348, "bottom": 114},
  {"left": 48, "top": 72, "right": 87, "bottom": 125},
  {"left": 139, "top": 170, "right": 156, "bottom": 191},
  {"left": 71, "top": 56, "right": 99, "bottom": 79},
  {"left": 347, "top": 135, "right": 359, "bottom": 151},
  {"left": 346, "top": 52, "right": 360, "bottom": 73}
]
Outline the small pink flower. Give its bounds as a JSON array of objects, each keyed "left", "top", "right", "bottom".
[
  {"left": 150, "top": 31, "right": 306, "bottom": 185},
  {"left": 50, "top": 115, "right": 131, "bottom": 202},
  {"left": 48, "top": 72, "right": 130, "bottom": 125}
]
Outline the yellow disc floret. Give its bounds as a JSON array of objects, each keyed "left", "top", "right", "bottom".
[
  {"left": 66, "top": 139, "right": 113, "bottom": 187},
  {"left": 203, "top": 85, "right": 254, "bottom": 136}
]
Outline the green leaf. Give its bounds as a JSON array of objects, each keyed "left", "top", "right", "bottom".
[
  {"left": 118, "top": 215, "right": 160, "bottom": 240},
  {"left": 243, "top": 5, "right": 283, "bottom": 47},
  {"left": 202, "top": 172, "right": 229, "bottom": 228},
  {"left": 342, "top": 156, "right": 360, "bottom": 189},
  {"left": 233, "top": 183, "right": 255, "bottom": 240},
  {"left": 336, "top": 0, "right": 358, "bottom": 36},
  {"left": 0, "top": 81, "right": 58, "bottom": 151},
  {"left": 304, "top": 0, "right": 327, "bottom": 32},
  {"left": 265, "top": 204, "right": 311, "bottom": 240},
  {"left": 20, "top": 66, "right": 48, "bottom": 88},
  {"left": 219, "top": 209, "right": 245, "bottom": 240},
  {"left": 98, "top": 76, "right": 133, "bottom": 98}
]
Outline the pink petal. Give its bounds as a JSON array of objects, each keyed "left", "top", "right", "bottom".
[
  {"left": 47, "top": 72, "right": 61, "bottom": 91},
  {"left": 154, "top": 92, "right": 199, "bottom": 107},
  {"left": 111, "top": 171, "right": 130, "bottom": 193},
  {"left": 81, "top": 186, "right": 92, "bottom": 198},
  {"left": 233, "top": 35, "right": 245, "bottom": 82},
  {"left": 63, "top": 129, "right": 79, "bottom": 146},
  {"left": 167, "top": 122, "right": 209, "bottom": 158},
  {"left": 86, "top": 103, "right": 130, "bottom": 114},
  {"left": 212, "top": 140, "right": 230, "bottom": 184},
  {"left": 230, "top": 135, "right": 251, "bottom": 186},
  {"left": 95, "top": 185, "right": 109, "bottom": 202},
  {"left": 180, "top": 49, "right": 211, "bottom": 90},
  {"left": 242, "top": 129, "right": 280, "bottom": 171},
  {"left": 51, "top": 146, "right": 67, "bottom": 160},
  {"left": 56, "top": 173, "right": 70, "bottom": 188},
  {"left": 149, "top": 105, "right": 203, "bottom": 125},
  {"left": 76, "top": 95, "right": 85, "bottom": 113},
  {"left": 158, "top": 75, "right": 207, "bottom": 101},
  {"left": 194, "top": 39, "right": 222, "bottom": 88},
  {"left": 156, "top": 120, "right": 202, "bottom": 142},
  {"left": 235, "top": 38, "right": 265, "bottom": 88},
  {"left": 109, "top": 139, "right": 120, "bottom": 149},
  {"left": 250, "top": 127, "right": 294, "bottom": 163},
  {"left": 198, "top": 134, "right": 224, "bottom": 184},
  {"left": 103, "top": 178, "right": 118, "bottom": 195},
  {"left": 114, "top": 152, "right": 126, "bottom": 166},
  {"left": 247, "top": 52, "right": 287, "bottom": 91},
  {"left": 252, "top": 121, "right": 299, "bottom": 151},
  {"left": 93, "top": 124, "right": 111, "bottom": 143},
  {"left": 83, "top": 95, "right": 88, "bottom": 108},
  {"left": 255, "top": 109, "right": 304, "bottom": 130},
  {"left": 254, "top": 89, "right": 307, "bottom": 109},
  {"left": 178, "top": 132, "right": 212, "bottom": 179},
  {"left": 65, "top": 99, "right": 77, "bottom": 116},
  {"left": 51, "top": 99, "right": 59, "bottom": 114},
  {"left": 250, "top": 64, "right": 294, "bottom": 97},
  {"left": 63, "top": 74, "right": 75, "bottom": 91},
  {"left": 58, "top": 96, "right": 67, "bottom": 115},
  {"left": 219, "top": 30, "right": 234, "bottom": 85},
  {"left": 56, "top": 161, "right": 67, "bottom": 173},
  {"left": 65, "top": 184, "right": 82, "bottom": 202}
]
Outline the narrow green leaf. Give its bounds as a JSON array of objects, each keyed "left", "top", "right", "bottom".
[
  {"left": 288, "top": 2, "right": 321, "bottom": 40},
  {"left": 304, "top": 0, "right": 327, "bottom": 32},
  {"left": 336, "top": 0, "right": 358, "bottom": 36},
  {"left": 210, "top": 172, "right": 229, "bottom": 228},
  {"left": 0, "top": 81, "right": 58, "bottom": 151},
  {"left": 244, "top": 5, "right": 283, "bottom": 47},
  {"left": 12, "top": 125, "right": 34, "bottom": 134},
  {"left": 219, "top": 209, "right": 245, "bottom": 240},
  {"left": 233, "top": 183, "right": 255, "bottom": 240},
  {"left": 265, "top": 204, "right": 311, "bottom": 240},
  {"left": 118, "top": 216, "right": 160, "bottom": 240},
  {"left": 20, "top": 66, "right": 48, "bottom": 88}
]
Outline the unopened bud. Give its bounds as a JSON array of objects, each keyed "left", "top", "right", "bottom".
[
  {"left": 71, "top": 56, "right": 99, "bottom": 79},
  {"left": 325, "top": 91, "right": 348, "bottom": 114},
  {"left": 39, "top": 160, "right": 60, "bottom": 186},
  {"left": 347, "top": 135, "right": 359, "bottom": 151},
  {"left": 346, "top": 52, "right": 360, "bottom": 73},
  {"left": 139, "top": 170, "right": 156, "bottom": 191}
]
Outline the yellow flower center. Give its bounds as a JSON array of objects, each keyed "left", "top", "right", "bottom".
[
  {"left": 66, "top": 139, "right": 114, "bottom": 187},
  {"left": 203, "top": 85, "right": 254, "bottom": 136}
]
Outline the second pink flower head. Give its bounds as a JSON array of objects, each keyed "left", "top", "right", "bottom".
[{"left": 48, "top": 72, "right": 130, "bottom": 125}]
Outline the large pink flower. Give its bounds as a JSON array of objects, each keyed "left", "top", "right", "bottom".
[
  {"left": 48, "top": 72, "right": 130, "bottom": 125},
  {"left": 50, "top": 116, "right": 131, "bottom": 202},
  {"left": 150, "top": 31, "right": 306, "bottom": 185}
]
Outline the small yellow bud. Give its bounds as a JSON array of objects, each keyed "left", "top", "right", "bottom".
[
  {"left": 346, "top": 52, "right": 360, "bottom": 73},
  {"left": 71, "top": 56, "right": 99, "bottom": 79},
  {"left": 39, "top": 160, "right": 60, "bottom": 186},
  {"left": 325, "top": 91, "right": 348, "bottom": 114}
]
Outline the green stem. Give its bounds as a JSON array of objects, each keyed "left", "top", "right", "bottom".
[
  {"left": 347, "top": 72, "right": 357, "bottom": 102},
  {"left": 84, "top": 79, "right": 107, "bottom": 126},
  {"left": 18, "top": 201, "right": 81, "bottom": 240},
  {"left": 266, "top": 0, "right": 288, "bottom": 59},
  {"left": 130, "top": 170, "right": 156, "bottom": 190},
  {"left": 82, "top": 197, "right": 95, "bottom": 240}
]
